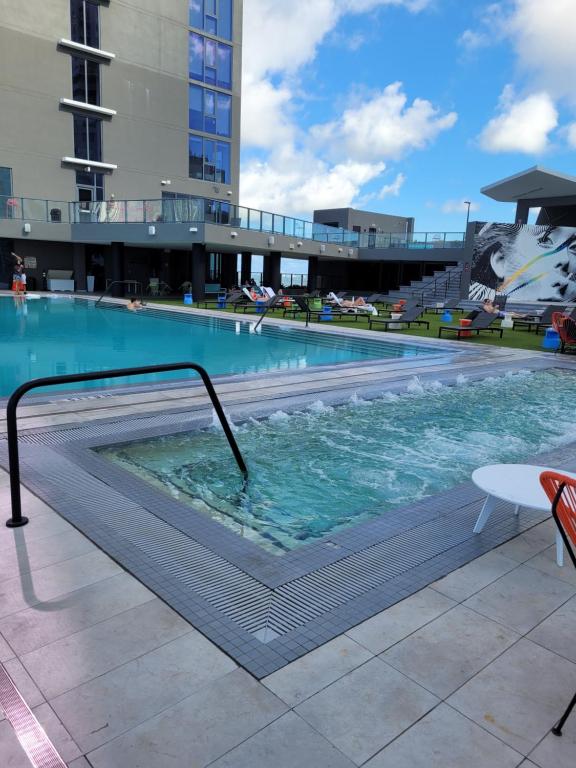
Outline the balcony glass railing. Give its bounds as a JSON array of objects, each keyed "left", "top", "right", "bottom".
[
  {"left": 358, "top": 231, "right": 466, "bottom": 249},
  {"left": 0, "top": 195, "right": 70, "bottom": 223},
  {"left": 0, "top": 194, "right": 466, "bottom": 250}
]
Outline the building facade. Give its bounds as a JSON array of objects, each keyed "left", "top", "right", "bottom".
[{"left": 0, "top": 0, "right": 243, "bottom": 205}]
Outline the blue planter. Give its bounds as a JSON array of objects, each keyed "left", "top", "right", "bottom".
[
  {"left": 183, "top": 293, "right": 193, "bottom": 305},
  {"left": 542, "top": 328, "right": 560, "bottom": 350},
  {"left": 320, "top": 305, "right": 333, "bottom": 321}
]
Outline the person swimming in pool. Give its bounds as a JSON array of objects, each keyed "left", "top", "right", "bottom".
[{"left": 126, "top": 297, "right": 142, "bottom": 311}]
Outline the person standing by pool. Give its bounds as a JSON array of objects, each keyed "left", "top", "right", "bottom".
[{"left": 12, "top": 263, "right": 23, "bottom": 295}]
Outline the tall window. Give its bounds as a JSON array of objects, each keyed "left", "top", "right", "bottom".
[
  {"left": 189, "top": 85, "right": 231, "bottom": 136},
  {"left": 189, "top": 32, "right": 232, "bottom": 89},
  {"left": 189, "top": 0, "right": 233, "bottom": 41},
  {"left": 188, "top": 136, "right": 230, "bottom": 183},
  {"left": 73, "top": 115, "right": 102, "bottom": 161},
  {"left": 72, "top": 56, "right": 100, "bottom": 104},
  {"left": 71, "top": 0, "right": 100, "bottom": 48},
  {"left": 0, "top": 167, "right": 12, "bottom": 198}
]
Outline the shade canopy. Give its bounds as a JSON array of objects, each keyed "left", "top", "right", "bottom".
[{"left": 481, "top": 166, "right": 576, "bottom": 202}]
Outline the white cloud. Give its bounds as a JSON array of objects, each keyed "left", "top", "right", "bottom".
[
  {"left": 240, "top": 0, "right": 444, "bottom": 216},
  {"left": 460, "top": 1, "right": 576, "bottom": 103},
  {"left": 509, "top": 0, "right": 576, "bottom": 103},
  {"left": 478, "top": 86, "right": 558, "bottom": 154},
  {"left": 568, "top": 123, "right": 576, "bottom": 149},
  {"left": 240, "top": 152, "right": 385, "bottom": 215},
  {"left": 311, "top": 82, "right": 457, "bottom": 162},
  {"left": 378, "top": 172, "right": 406, "bottom": 198},
  {"left": 441, "top": 199, "right": 480, "bottom": 214}
]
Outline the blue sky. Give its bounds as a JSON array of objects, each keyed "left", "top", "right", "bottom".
[{"left": 239, "top": 0, "right": 576, "bottom": 235}]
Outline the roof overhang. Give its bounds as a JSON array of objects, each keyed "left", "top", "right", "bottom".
[{"left": 481, "top": 166, "right": 576, "bottom": 202}]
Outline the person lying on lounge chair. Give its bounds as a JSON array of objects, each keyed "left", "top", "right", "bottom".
[
  {"left": 482, "top": 299, "right": 526, "bottom": 319},
  {"left": 327, "top": 292, "right": 366, "bottom": 307}
]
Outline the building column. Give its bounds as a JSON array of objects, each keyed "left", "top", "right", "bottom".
[
  {"left": 307, "top": 256, "right": 319, "bottom": 291},
  {"left": 240, "top": 251, "right": 252, "bottom": 284},
  {"left": 515, "top": 201, "right": 530, "bottom": 225},
  {"left": 191, "top": 243, "right": 207, "bottom": 303},
  {"left": 263, "top": 251, "right": 281, "bottom": 291},
  {"left": 220, "top": 253, "right": 238, "bottom": 289},
  {"left": 107, "top": 242, "right": 125, "bottom": 296},
  {"left": 73, "top": 244, "right": 87, "bottom": 293}
]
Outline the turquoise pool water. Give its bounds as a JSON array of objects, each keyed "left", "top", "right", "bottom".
[
  {"left": 0, "top": 296, "right": 436, "bottom": 396},
  {"left": 98, "top": 369, "right": 576, "bottom": 554}
]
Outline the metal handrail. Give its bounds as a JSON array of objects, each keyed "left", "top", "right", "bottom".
[
  {"left": 95, "top": 280, "right": 145, "bottom": 306},
  {"left": 5, "top": 363, "right": 248, "bottom": 528}
]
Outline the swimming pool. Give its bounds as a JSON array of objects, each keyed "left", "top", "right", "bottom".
[
  {"left": 0, "top": 296, "right": 438, "bottom": 396},
  {"left": 97, "top": 368, "right": 576, "bottom": 554}
]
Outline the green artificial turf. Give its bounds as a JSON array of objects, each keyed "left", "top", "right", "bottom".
[{"left": 148, "top": 300, "right": 555, "bottom": 353}]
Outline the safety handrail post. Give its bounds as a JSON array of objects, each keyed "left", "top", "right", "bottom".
[{"left": 5, "top": 363, "right": 248, "bottom": 527}]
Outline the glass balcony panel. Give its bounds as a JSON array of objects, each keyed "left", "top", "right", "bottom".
[
  {"left": 126, "top": 200, "right": 144, "bottom": 223},
  {"left": 272, "top": 214, "right": 285, "bottom": 234},
  {"left": 261, "top": 212, "right": 273, "bottom": 232},
  {"left": 248, "top": 208, "right": 261, "bottom": 231},
  {"left": 22, "top": 198, "right": 48, "bottom": 221}
]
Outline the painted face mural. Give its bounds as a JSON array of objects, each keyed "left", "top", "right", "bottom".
[{"left": 470, "top": 223, "right": 576, "bottom": 302}]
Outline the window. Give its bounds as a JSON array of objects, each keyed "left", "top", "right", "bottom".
[
  {"left": 70, "top": 0, "right": 100, "bottom": 48},
  {"left": 189, "top": 32, "right": 232, "bottom": 89},
  {"left": 189, "top": 85, "right": 231, "bottom": 136},
  {"left": 188, "top": 136, "right": 231, "bottom": 183},
  {"left": 75, "top": 170, "right": 104, "bottom": 201},
  {"left": 189, "top": 0, "right": 233, "bottom": 41},
  {"left": 73, "top": 115, "right": 102, "bottom": 161},
  {"left": 72, "top": 56, "right": 100, "bottom": 104},
  {"left": 0, "top": 167, "right": 12, "bottom": 198}
]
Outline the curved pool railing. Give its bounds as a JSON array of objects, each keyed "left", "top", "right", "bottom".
[{"left": 5, "top": 363, "right": 248, "bottom": 528}]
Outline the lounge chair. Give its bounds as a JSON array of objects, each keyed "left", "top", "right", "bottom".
[
  {"left": 552, "top": 312, "right": 576, "bottom": 353},
  {"left": 196, "top": 288, "right": 244, "bottom": 309},
  {"left": 513, "top": 304, "right": 566, "bottom": 333},
  {"left": 438, "top": 310, "right": 504, "bottom": 339},
  {"left": 539, "top": 471, "right": 576, "bottom": 736},
  {"left": 234, "top": 287, "right": 278, "bottom": 313},
  {"left": 327, "top": 292, "right": 378, "bottom": 316},
  {"left": 282, "top": 296, "right": 352, "bottom": 323},
  {"left": 425, "top": 297, "right": 461, "bottom": 314},
  {"left": 369, "top": 305, "right": 430, "bottom": 331}
]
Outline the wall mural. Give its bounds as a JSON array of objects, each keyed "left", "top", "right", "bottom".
[{"left": 470, "top": 222, "right": 576, "bottom": 302}]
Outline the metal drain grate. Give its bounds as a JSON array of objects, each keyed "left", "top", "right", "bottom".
[{"left": 0, "top": 663, "right": 66, "bottom": 768}]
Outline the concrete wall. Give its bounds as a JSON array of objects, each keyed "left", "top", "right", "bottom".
[
  {"left": 314, "top": 208, "right": 414, "bottom": 235},
  {"left": 0, "top": 0, "right": 242, "bottom": 203}
]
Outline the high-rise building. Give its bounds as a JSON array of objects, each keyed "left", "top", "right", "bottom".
[{"left": 0, "top": 0, "right": 243, "bottom": 205}]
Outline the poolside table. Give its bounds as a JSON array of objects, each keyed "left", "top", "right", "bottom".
[{"left": 471, "top": 463, "right": 573, "bottom": 566}]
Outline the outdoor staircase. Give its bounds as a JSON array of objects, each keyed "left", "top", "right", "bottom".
[{"left": 382, "top": 263, "right": 465, "bottom": 304}]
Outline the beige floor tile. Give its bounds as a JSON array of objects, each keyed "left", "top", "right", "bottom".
[
  {"left": 530, "top": 704, "right": 576, "bottom": 768},
  {"left": 0, "top": 549, "right": 123, "bottom": 620},
  {"left": 0, "top": 572, "right": 155, "bottom": 655},
  {"left": 0, "top": 511, "right": 73, "bottom": 550},
  {"left": 0, "top": 632, "right": 14, "bottom": 662},
  {"left": 363, "top": 703, "right": 523, "bottom": 767},
  {"left": 51, "top": 629, "right": 237, "bottom": 751},
  {"left": 381, "top": 605, "right": 519, "bottom": 697},
  {"left": 262, "top": 635, "right": 372, "bottom": 707},
  {"left": 526, "top": 545, "right": 576, "bottom": 586},
  {"left": 0, "top": 702, "right": 80, "bottom": 766},
  {"left": 87, "top": 669, "right": 287, "bottom": 768},
  {"left": 528, "top": 594, "right": 576, "bottom": 663},
  {"left": 448, "top": 638, "right": 576, "bottom": 755},
  {"left": 463, "top": 564, "right": 575, "bottom": 634},
  {"left": 20, "top": 598, "right": 193, "bottom": 699},
  {"left": 494, "top": 527, "right": 556, "bottom": 564},
  {"left": 295, "top": 657, "right": 438, "bottom": 765},
  {"left": 0, "top": 658, "right": 45, "bottom": 721},
  {"left": 432, "top": 551, "right": 519, "bottom": 603},
  {"left": 346, "top": 587, "right": 455, "bottom": 654},
  {"left": 0, "top": 528, "right": 97, "bottom": 584},
  {"left": 209, "top": 711, "right": 356, "bottom": 768}
]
